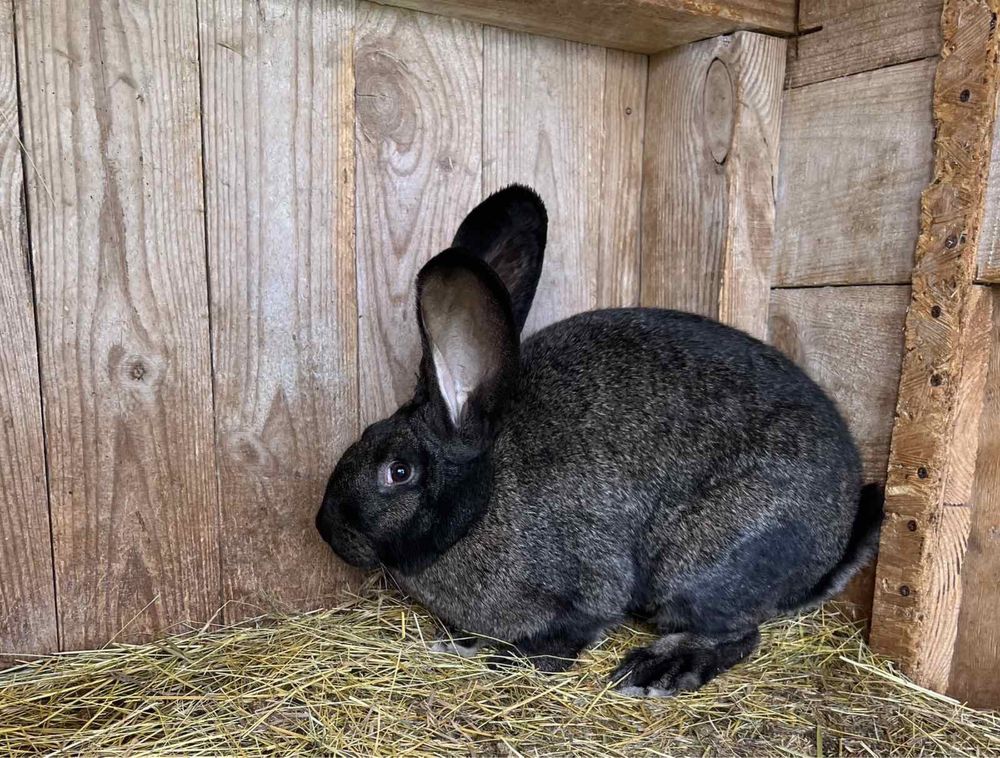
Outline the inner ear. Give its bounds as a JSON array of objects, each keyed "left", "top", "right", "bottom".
[{"left": 417, "top": 250, "right": 518, "bottom": 444}]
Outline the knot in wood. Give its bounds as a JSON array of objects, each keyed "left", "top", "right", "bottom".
[{"left": 703, "top": 57, "right": 734, "bottom": 165}]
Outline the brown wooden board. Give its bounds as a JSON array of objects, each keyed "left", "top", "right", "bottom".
[
  {"left": 485, "top": 30, "right": 614, "bottom": 332},
  {"left": 949, "top": 287, "right": 1000, "bottom": 708},
  {"left": 774, "top": 59, "right": 937, "bottom": 287},
  {"left": 641, "top": 32, "right": 785, "bottom": 340},
  {"left": 869, "top": 0, "right": 1000, "bottom": 693},
  {"left": 368, "top": 0, "right": 796, "bottom": 55},
  {"left": 199, "top": 0, "right": 360, "bottom": 619},
  {"left": 787, "top": 0, "right": 942, "bottom": 88},
  {"left": 16, "top": 0, "right": 221, "bottom": 647},
  {"left": 0, "top": 0, "right": 57, "bottom": 658},
  {"left": 355, "top": 3, "right": 483, "bottom": 426},
  {"left": 598, "top": 49, "right": 646, "bottom": 310},
  {"left": 769, "top": 286, "right": 910, "bottom": 622},
  {"left": 977, "top": 93, "right": 1000, "bottom": 282}
]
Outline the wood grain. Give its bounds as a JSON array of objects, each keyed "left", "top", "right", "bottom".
[
  {"left": 0, "top": 0, "right": 57, "bottom": 658},
  {"left": 977, "top": 92, "right": 1000, "bottom": 282},
  {"left": 768, "top": 287, "right": 910, "bottom": 483},
  {"left": 484, "top": 28, "right": 606, "bottom": 333},
  {"left": 950, "top": 287, "right": 1000, "bottom": 707},
  {"left": 355, "top": 3, "right": 482, "bottom": 425},
  {"left": 199, "top": 0, "right": 360, "bottom": 619},
  {"left": 597, "top": 49, "right": 646, "bottom": 310},
  {"left": 774, "top": 59, "right": 937, "bottom": 287},
  {"left": 367, "top": 0, "right": 796, "bottom": 55},
  {"left": 768, "top": 286, "right": 910, "bottom": 623},
  {"left": 641, "top": 32, "right": 785, "bottom": 340},
  {"left": 869, "top": 0, "right": 1000, "bottom": 692},
  {"left": 788, "top": 0, "right": 942, "bottom": 88},
  {"left": 16, "top": 0, "right": 221, "bottom": 647}
]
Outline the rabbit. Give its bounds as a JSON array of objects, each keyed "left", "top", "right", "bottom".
[{"left": 316, "top": 184, "right": 884, "bottom": 696}]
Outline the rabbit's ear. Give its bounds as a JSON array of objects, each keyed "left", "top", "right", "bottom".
[
  {"left": 416, "top": 248, "right": 519, "bottom": 447},
  {"left": 450, "top": 184, "right": 546, "bottom": 333}
]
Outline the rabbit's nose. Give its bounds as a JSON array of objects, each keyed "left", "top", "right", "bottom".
[{"left": 315, "top": 503, "right": 334, "bottom": 544}]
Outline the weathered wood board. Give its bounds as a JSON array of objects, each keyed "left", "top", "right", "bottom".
[
  {"left": 977, "top": 92, "right": 1000, "bottom": 282},
  {"left": 769, "top": 287, "right": 910, "bottom": 483},
  {"left": 788, "top": 0, "right": 942, "bottom": 88},
  {"left": 598, "top": 50, "right": 646, "bottom": 310},
  {"left": 199, "top": 0, "right": 360, "bottom": 619},
  {"left": 641, "top": 32, "right": 785, "bottom": 340},
  {"left": 485, "top": 29, "right": 604, "bottom": 333},
  {"left": 769, "top": 286, "right": 910, "bottom": 621},
  {"left": 869, "top": 0, "right": 1000, "bottom": 693},
  {"left": 370, "top": 0, "right": 796, "bottom": 55},
  {"left": 774, "top": 59, "right": 937, "bottom": 287},
  {"left": 355, "top": 2, "right": 483, "bottom": 426},
  {"left": 0, "top": 0, "right": 57, "bottom": 657},
  {"left": 949, "top": 287, "right": 1000, "bottom": 708},
  {"left": 16, "top": 0, "right": 221, "bottom": 647}
]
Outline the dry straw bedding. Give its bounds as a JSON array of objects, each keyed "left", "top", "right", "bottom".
[{"left": 1, "top": 583, "right": 998, "bottom": 756}]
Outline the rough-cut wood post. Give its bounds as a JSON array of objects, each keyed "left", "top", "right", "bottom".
[
  {"left": 869, "top": 0, "right": 1000, "bottom": 693},
  {"left": 640, "top": 32, "right": 785, "bottom": 339},
  {"left": 949, "top": 287, "right": 1000, "bottom": 707}
]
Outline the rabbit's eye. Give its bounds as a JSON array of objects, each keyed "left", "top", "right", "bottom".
[{"left": 382, "top": 460, "right": 413, "bottom": 486}]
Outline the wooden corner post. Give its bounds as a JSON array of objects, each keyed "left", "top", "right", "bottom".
[
  {"left": 641, "top": 31, "right": 786, "bottom": 340},
  {"left": 870, "top": 0, "right": 1000, "bottom": 692}
]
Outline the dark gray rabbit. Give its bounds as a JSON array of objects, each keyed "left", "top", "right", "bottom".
[{"left": 316, "top": 185, "right": 883, "bottom": 696}]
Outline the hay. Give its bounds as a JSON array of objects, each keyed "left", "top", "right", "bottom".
[{"left": 1, "top": 582, "right": 998, "bottom": 756}]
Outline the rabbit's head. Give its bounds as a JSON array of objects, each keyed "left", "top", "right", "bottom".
[{"left": 316, "top": 186, "right": 546, "bottom": 575}]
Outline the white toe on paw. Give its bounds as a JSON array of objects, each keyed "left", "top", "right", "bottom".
[
  {"left": 616, "top": 685, "right": 675, "bottom": 699},
  {"left": 430, "top": 639, "right": 480, "bottom": 658}
]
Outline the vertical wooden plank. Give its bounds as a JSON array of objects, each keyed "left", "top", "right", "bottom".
[
  {"left": 950, "top": 288, "right": 1000, "bottom": 707},
  {"left": 768, "top": 286, "right": 910, "bottom": 623},
  {"left": 641, "top": 32, "right": 784, "bottom": 340},
  {"left": 977, "top": 93, "right": 1000, "bottom": 282},
  {"left": 355, "top": 2, "right": 482, "bottom": 425},
  {"left": 869, "top": 0, "right": 1000, "bottom": 692},
  {"left": 17, "top": 0, "right": 220, "bottom": 647},
  {"left": 200, "top": 0, "right": 359, "bottom": 618},
  {"left": 483, "top": 29, "right": 605, "bottom": 333},
  {"left": 0, "top": 0, "right": 57, "bottom": 658},
  {"left": 597, "top": 50, "right": 645, "bottom": 310}
]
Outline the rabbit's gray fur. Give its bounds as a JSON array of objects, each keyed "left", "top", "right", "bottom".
[{"left": 317, "top": 185, "right": 883, "bottom": 695}]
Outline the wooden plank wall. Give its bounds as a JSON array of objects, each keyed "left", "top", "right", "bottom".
[
  {"left": 0, "top": 0, "right": 57, "bottom": 658},
  {"left": 769, "top": 0, "right": 941, "bottom": 621},
  {"left": 199, "top": 0, "right": 360, "bottom": 618},
  {"left": 0, "top": 0, "right": 647, "bottom": 655},
  {"left": 17, "top": 0, "right": 222, "bottom": 649},
  {"left": 641, "top": 31, "right": 785, "bottom": 341}
]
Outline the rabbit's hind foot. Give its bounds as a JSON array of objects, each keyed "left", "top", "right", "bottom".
[{"left": 611, "top": 627, "right": 760, "bottom": 697}]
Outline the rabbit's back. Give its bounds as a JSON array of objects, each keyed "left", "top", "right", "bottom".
[{"left": 490, "top": 308, "right": 862, "bottom": 628}]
